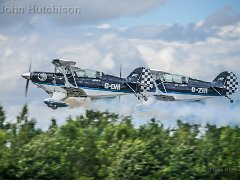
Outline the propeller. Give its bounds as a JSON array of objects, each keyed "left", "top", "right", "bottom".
[
  {"left": 119, "top": 64, "right": 122, "bottom": 102},
  {"left": 119, "top": 64, "right": 122, "bottom": 78},
  {"left": 22, "top": 61, "right": 32, "bottom": 97}
]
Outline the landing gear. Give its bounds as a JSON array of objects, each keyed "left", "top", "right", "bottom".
[
  {"left": 225, "top": 96, "right": 234, "bottom": 103},
  {"left": 47, "top": 104, "right": 58, "bottom": 110},
  {"left": 126, "top": 82, "right": 148, "bottom": 101},
  {"left": 212, "top": 87, "right": 235, "bottom": 104},
  {"left": 137, "top": 93, "right": 148, "bottom": 101},
  {"left": 51, "top": 105, "right": 58, "bottom": 109},
  {"left": 137, "top": 95, "right": 148, "bottom": 101}
]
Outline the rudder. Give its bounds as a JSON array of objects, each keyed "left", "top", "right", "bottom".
[
  {"left": 224, "top": 71, "right": 238, "bottom": 96},
  {"left": 212, "top": 71, "right": 238, "bottom": 96},
  {"left": 127, "top": 67, "right": 155, "bottom": 93}
]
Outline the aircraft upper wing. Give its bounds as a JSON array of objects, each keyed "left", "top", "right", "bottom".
[
  {"left": 52, "top": 59, "right": 76, "bottom": 67},
  {"left": 52, "top": 59, "right": 77, "bottom": 87}
]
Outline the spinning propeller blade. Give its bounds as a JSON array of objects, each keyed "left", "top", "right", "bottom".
[
  {"left": 119, "top": 64, "right": 122, "bottom": 78},
  {"left": 28, "top": 60, "right": 31, "bottom": 73},
  {"left": 118, "top": 64, "right": 122, "bottom": 102},
  {"left": 25, "top": 79, "right": 30, "bottom": 97},
  {"left": 23, "top": 60, "right": 32, "bottom": 97}
]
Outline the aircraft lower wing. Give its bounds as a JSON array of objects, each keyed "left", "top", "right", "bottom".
[
  {"left": 63, "top": 87, "right": 87, "bottom": 97},
  {"left": 42, "top": 86, "right": 88, "bottom": 109},
  {"left": 153, "top": 94, "right": 175, "bottom": 101},
  {"left": 152, "top": 93, "right": 212, "bottom": 102}
]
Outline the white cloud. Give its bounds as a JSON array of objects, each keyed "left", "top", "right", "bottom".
[
  {"left": 0, "top": 0, "right": 166, "bottom": 27},
  {"left": 196, "top": 20, "right": 204, "bottom": 28},
  {"left": 0, "top": 34, "right": 8, "bottom": 42},
  {"left": 201, "top": 6, "right": 240, "bottom": 28},
  {"left": 96, "top": 24, "right": 111, "bottom": 30},
  {"left": 102, "top": 53, "right": 115, "bottom": 70},
  {"left": 137, "top": 45, "right": 176, "bottom": 72},
  {"left": 3, "top": 47, "right": 13, "bottom": 58},
  {"left": 120, "top": 7, "right": 240, "bottom": 42},
  {"left": 218, "top": 22, "right": 240, "bottom": 38},
  {"left": 1, "top": 6, "right": 240, "bottom": 128}
]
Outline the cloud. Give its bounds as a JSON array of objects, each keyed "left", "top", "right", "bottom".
[
  {"left": 1, "top": 25, "right": 240, "bottom": 128},
  {"left": 121, "top": 6, "right": 240, "bottom": 42},
  {"left": 201, "top": 6, "right": 240, "bottom": 28},
  {"left": 5, "top": 100, "right": 86, "bottom": 130},
  {"left": 218, "top": 23, "right": 240, "bottom": 39},
  {"left": 0, "top": 0, "right": 166, "bottom": 27},
  {"left": 134, "top": 36, "right": 240, "bottom": 81},
  {"left": 102, "top": 53, "right": 115, "bottom": 69},
  {"left": 0, "top": 34, "right": 8, "bottom": 41},
  {"left": 133, "top": 99, "right": 240, "bottom": 128},
  {"left": 96, "top": 24, "right": 111, "bottom": 30},
  {"left": 1, "top": 5, "right": 240, "bottom": 128}
]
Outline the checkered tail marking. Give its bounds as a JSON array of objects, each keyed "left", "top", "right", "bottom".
[
  {"left": 140, "top": 68, "right": 154, "bottom": 92},
  {"left": 224, "top": 71, "right": 238, "bottom": 96}
]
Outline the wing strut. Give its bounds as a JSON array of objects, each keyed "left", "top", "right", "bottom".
[
  {"left": 52, "top": 59, "right": 76, "bottom": 87},
  {"left": 69, "top": 66, "right": 78, "bottom": 87}
]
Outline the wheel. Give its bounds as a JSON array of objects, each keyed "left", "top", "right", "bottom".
[
  {"left": 144, "top": 97, "right": 148, "bottom": 101},
  {"left": 51, "top": 105, "right": 58, "bottom": 110},
  {"left": 230, "top": 100, "right": 234, "bottom": 103}
]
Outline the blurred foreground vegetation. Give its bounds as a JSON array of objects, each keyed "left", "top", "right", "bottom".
[{"left": 0, "top": 105, "right": 240, "bottom": 180}]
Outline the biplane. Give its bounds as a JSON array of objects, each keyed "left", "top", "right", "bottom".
[{"left": 21, "top": 59, "right": 238, "bottom": 109}]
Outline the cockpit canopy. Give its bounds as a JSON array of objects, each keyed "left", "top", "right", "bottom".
[
  {"left": 72, "top": 67, "right": 102, "bottom": 79},
  {"left": 155, "top": 73, "right": 189, "bottom": 84}
]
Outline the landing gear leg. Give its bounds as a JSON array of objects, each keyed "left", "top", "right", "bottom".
[
  {"left": 125, "top": 83, "right": 148, "bottom": 101},
  {"left": 139, "top": 92, "right": 148, "bottom": 101},
  {"left": 226, "top": 96, "right": 234, "bottom": 103}
]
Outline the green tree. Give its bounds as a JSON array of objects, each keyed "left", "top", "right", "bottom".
[
  {"left": 49, "top": 118, "right": 58, "bottom": 129},
  {"left": 0, "top": 105, "right": 10, "bottom": 179},
  {"left": 0, "top": 105, "right": 6, "bottom": 129},
  {"left": 1, "top": 104, "right": 240, "bottom": 180}
]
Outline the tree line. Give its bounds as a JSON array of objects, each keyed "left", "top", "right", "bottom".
[{"left": 0, "top": 105, "right": 240, "bottom": 180}]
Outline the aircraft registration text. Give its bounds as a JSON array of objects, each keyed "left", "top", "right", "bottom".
[
  {"left": 104, "top": 83, "right": 121, "bottom": 90},
  {"left": 191, "top": 87, "right": 208, "bottom": 94}
]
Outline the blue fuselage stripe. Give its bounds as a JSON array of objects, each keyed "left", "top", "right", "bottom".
[{"left": 34, "top": 82, "right": 220, "bottom": 96}]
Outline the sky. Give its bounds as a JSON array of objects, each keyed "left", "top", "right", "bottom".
[{"left": 0, "top": 0, "right": 240, "bottom": 129}]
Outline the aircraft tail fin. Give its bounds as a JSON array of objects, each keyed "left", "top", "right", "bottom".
[
  {"left": 212, "top": 71, "right": 238, "bottom": 96},
  {"left": 127, "top": 67, "right": 155, "bottom": 92}
]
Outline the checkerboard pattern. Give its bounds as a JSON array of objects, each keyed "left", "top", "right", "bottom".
[
  {"left": 224, "top": 71, "right": 238, "bottom": 96},
  {"left": 140, "top": 68, "right": 154, "bottom": 92}
]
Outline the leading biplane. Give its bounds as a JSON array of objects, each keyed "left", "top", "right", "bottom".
[{"left": 21, "top": 59, "right": 238, "bottom": 109}]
